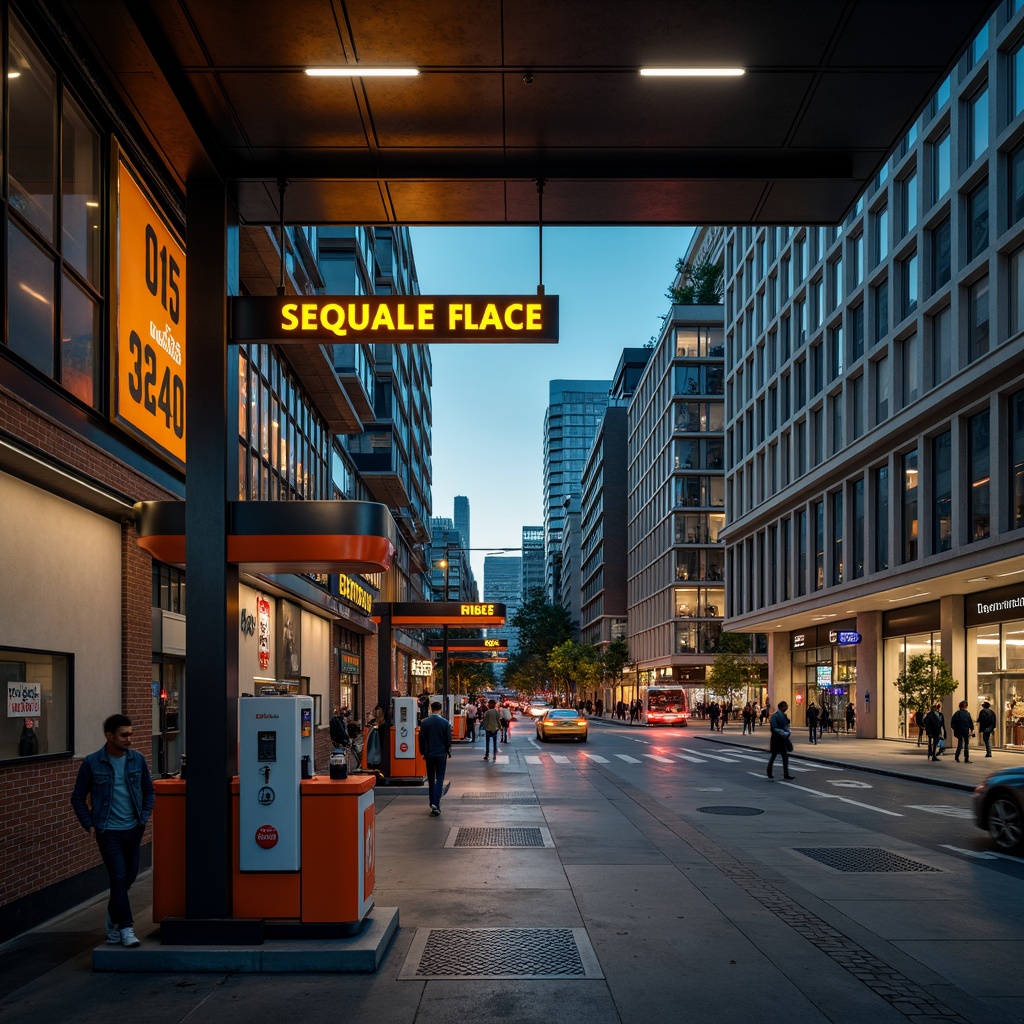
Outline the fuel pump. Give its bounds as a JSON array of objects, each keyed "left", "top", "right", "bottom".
[{"left": 391, "top": 696, "right": 417, "bottom": 760}]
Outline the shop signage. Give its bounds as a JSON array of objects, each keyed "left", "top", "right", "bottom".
[
  {"left": 240, "top": 608, "right": 256, "bottom": 636},
  {"left": 461, "top": 603, "right": 496, "bottom": 616},
  {"left": 965, "top": 581, "right": 1024, "bottom": 626},
  {"left": 411, "top": 659, "right": 433, "bottom": 676},
  {"left": 230, "top": 295, "right": 559, "bottom": 345},
  {"left": 257, "top": 594, "right": 271, "bottom": 670},
  {"left": 114, "top": 158, "right": 186, "bottom": 466},
  {"left": 791, "top": 632, "right": 807, "bottom": 650},
  {"left": 835, "top": 631, "right": 861, "bottom": 646},
  {"left": 338, "top": 574, "right": 373, "bottom": 614},
  {"left": 340, "top": 653, "right": 360, "bottom": 676},
  {"left": 7, "top": 681, "right": 40, "bottom": 717}
]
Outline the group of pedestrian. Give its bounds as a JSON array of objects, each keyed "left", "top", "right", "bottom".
[{"left": 921, "top": 699, "right": 997, "bottom": 762}]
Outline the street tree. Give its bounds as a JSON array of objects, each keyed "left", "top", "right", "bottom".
[
  {"left": 893, "top": 652, "right": 960, "bottom": 715},
  {"left": 603, "top": 638, "right": 630, "bottom": 690},
  {"left": 547, "top": 640, "right": 601, "bottom": 706}
]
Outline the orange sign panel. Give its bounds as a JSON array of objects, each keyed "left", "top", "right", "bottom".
[{"left": 115, "top": 160, "right": 186, "bottom": 465}]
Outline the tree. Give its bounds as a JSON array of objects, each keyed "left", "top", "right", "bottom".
[
  {"left": 547, "top": 640, "right": 601, "bottom": 706},
  {"left": 603, "top": 638, "right": 630, "bottom": 687},
  {"left": 666, "top": 254, "right": 723, "bottom": 305},
  {"left": 706, "top": 632, "right": 758, "bottom": 704},
  {"left": 893, "top": 652, "right": 960, "bottom": 715}
]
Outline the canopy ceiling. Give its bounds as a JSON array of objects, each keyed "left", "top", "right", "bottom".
[{"left": 59, "top": 0, "right": 997, "bottom": 226}]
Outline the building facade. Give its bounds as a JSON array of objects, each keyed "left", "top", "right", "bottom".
[
  {"left": 521, "top": 525, "right": 546, "bottom": 599},
  {"left": 543, "top": 379, "right": 611, "bottom": 601},
  {"left": 484, "top": 554, "right": 524, "bottom": 676},
  {"left": 722, "top": 5, "right": 1024, "bottom": 745}
]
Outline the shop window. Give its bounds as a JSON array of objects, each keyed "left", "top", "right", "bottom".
[
  {"left": 0, "top": 648, "right": 71, "bottom": 763},
  {"left": 933, "top": 431, "right": 952, "bottom": 552},
  {"left": 969, "top": 410, "right": 991, "bottom": 541}
]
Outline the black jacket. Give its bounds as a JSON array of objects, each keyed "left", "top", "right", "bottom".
[
  {"left": 978, "top": 707, "right": 997, "bottom": 732},
  {"left": 418, "top": 713, "right": 452, "bottom": 759},
  {"left": 950, "top": 709, "right": 974, "bottom": 738},
  {"left": 923, "top": 710, "right": 945, "bottom": 739}
]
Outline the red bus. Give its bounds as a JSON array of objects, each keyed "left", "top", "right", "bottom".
[{"left": 645, "top": 685, "right": 690, "bottom": 726}]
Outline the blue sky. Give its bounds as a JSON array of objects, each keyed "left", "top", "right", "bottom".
[{"left": 409, "top": 226, "right": 694, "bottom": 583}]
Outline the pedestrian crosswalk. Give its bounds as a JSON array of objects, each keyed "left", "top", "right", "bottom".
[{"left": 502, "top": 746, "right": 846, "bottom": 774}]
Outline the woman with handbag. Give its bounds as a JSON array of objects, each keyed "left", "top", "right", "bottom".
[
  {"left": 923, "top": 703, "right": 946, "bottom": 761},
  {"left": 767, "top": 700, "right": 796, "bottom": 780}
]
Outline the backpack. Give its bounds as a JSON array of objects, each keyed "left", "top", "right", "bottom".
[{"left": 366, "top": 726, "right": 382, "bottom": 766}]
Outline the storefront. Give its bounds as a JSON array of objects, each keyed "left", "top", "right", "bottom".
[
  {"left": 879, "top": 603, "right": 942, "bottom": 742},
  {"left": 967, "top": 584, "right": 1024, "bottom": 751},
  {"left": 790, "top": 623, "right": 859, "bottom": 732}
]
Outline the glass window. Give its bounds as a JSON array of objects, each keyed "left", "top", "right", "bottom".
[
  {"left": 61, "top": 274, "right": 100, "bottom": 407},
  {"left": 901, "top": 331, "right": 919, "bottom": 406},
  {"left": 8, "top": 21, "right": 56, "bottom": 242},
  {"left": 852, "top": 374, "right": 864, "bottom": 439},
  {"left": 875, "top": 465, "right": 889, "bottom": 571},
  {"left": 814, "top": 500, "right": 825, "bottom": 591},
  {"left": 852, "top": 478, "right": 865, "bottom": 580},
  {"left": 1012, "top": 246, "right": 1024, "bottom": 336},
  {"left": 930, "top": 217, "right": 951, "bottom": 292},
  {"left": 828, "top": 325, "right": 843, "bottom": 381},
  {"left": 902, "top": 171, "right": 918, "bottom": 235},
  {"left": 1011, "top": 389, "right": 1024, "bottom": 532},
  {"left": 798, "top": 508, "right": 808, "bottom": 596},
  {"left": 0, "top": 648, "right": 71, "bottom": 763},
  {"left": 7, "top": 221, "right": 55, "bottom": 375},
  {"left": 831, "top": 490, "right": 843, "bottom": 585},
  {"left": 831, "top": 392, "right": 843, "bottom": 456},
  {"left": 968, "top": 87, "right": 988, "bottom": 165},
  {"left": 1014, "top": 41, "right": 1024, "bottom": 120},
  {"left": 850, "top": 303, "right": 864, "bottom": 361},
  {"left": 61, "top": 91, "right": 102, "bottom": 286},
  {"left": 812, "top": 407, "right": 823, "bottom": 466},
  {"left": 967, "top": 180, "right": 989, "bottom": 263},
  {"left": 969, "top": 410, "right": 991, "bottom": 542},
  {"left": 931, "top": 305, "right": 952, "bottom": 387},
  {"left": 811, "top": 342, "right": 823, "bottom": 395},
  {"left": 875, "top": 354, "right": 889, "bottom": 423},
  {"left": 853, "top": 234, "right": 864, "bottom": 285},
  {"left": 829, "top": 256, "right": 843, "bottom": 310},
  {"left": 1011, "top": 142, "right": 1024, "bottom": 226},
  {"left": 903, "top": 449, "right": 919, "bottom": 563},
  {"left": 968, "top": 275, "right": 990, "bottom": 362},
  {"left": 931, "top": 130, "right": 951, "bottom": 203},
  {"left": 933, "top": 431, "right": 952, "bottom": 552},
  {"left": 872, "top": 206, "right": 888, "bottom": 266},
  {"left": 874, "top": 278, "right": 889, "bottom": 343},
  {"left": 901, "top": 252, "right": 918, "bottom": 319}
]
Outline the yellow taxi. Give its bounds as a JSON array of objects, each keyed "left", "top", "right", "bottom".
[{"left": 535, "top": 708, "right": 588, "bottom": 743}]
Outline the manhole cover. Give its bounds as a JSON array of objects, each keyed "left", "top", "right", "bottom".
[
  {"left": 697, "top": 806, "right": 764, "bottom": 816},
  {"left": 399, "top": 928, "right": 604, "bottom": 980},
  {"left": 794, "top": 847, "right": 940, "bottom": 872},
  {"left": 447, "top": 826, "right": 552, "bottom": 848},
  {"left": 461, "top": 792, "right": 539, "bottom": 804}
]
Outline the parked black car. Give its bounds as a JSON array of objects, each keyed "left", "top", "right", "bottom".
[{"left": 973, "top": 766, "right": 1024, "bottom": 854}]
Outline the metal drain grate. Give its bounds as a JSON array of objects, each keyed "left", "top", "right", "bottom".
[
  {"left": 794, "top": 847, "right": 941, "bottom": 873},
  {"left": 446, "top": 826, "right": 553, "bottom": 848},
  {"left": 697, "top": 806, "right": 764, "bottom": 816},
  {"left": 461, "top": 792, "right": 539, "bottom": 803},
  {"left": 399, "top": 927, "right": 604, "bottom": 980}
]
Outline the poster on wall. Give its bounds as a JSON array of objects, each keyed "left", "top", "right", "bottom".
[
  {"left": 7, "top": 680, "right": 40, "bottom": 717},
  {"left": 257, "top": 594, "right": 271, "bottom": 671},
  {"left": 278, "top": 600, "right": 301, "bottom": 678},
  {"left": 114, "top": 155, "right": 187, "bottom": 467}
]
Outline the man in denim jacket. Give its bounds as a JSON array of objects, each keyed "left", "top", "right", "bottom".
[{"left": 70, "top": 714, "right": 154, "bottom": 948}]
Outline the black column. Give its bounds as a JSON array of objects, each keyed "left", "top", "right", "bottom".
[
  {"left": 376, "top": 607, "right": 392, "bottom": 778},
  {"left": 184, "top": 180, "right": 238, "bottom": 920}
]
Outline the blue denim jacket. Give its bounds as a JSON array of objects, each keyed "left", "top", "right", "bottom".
[{"left": 70, "top": 746, "right": 155, "bottom": 832}]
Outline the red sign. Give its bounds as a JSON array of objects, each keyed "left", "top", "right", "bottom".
[
  {"left": 399, "top": 742, "right": 409, "bottom": 752},
  {"left": 362, "top": 805, "right": 375, "bottom": 897},
  {"left": 255, "top": 824, "right": 279, "bottom": 849}
]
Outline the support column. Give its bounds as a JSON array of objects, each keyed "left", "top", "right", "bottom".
[
  {"left": 856, "top": 610, "right": 883, "bottom": 738},
  {"left": 184, "top": 180, "right": 238, "bottom": 921}
]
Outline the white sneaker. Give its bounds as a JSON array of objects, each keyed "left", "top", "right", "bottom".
[
  {"left": 105, "top": 913, "right": 121, "bottom": 944},
  {"left": 429, "top": 804, "right": 439, "bottom": 816},
  {"left": 120, "top": 926, "right": 141, "bottom": 948}
]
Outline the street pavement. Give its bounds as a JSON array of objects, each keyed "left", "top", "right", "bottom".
[{"left": 1, "top": 724, "right": 1022, "bottom": 1024}]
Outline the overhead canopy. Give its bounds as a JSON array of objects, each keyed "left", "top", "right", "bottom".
[{"left": 60, "top": 0, "right": 997, "bottom": 226}]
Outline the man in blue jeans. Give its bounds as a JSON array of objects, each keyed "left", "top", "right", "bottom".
[
  {"left": 419, "top": 700, "right": 452, "bottom": 816},
  {"left": 70, "top": 713, "right": 154, "bottom": 947}
]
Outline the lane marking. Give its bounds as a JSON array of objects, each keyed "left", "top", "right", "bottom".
[
  {"left": 583, "top": 753, "right": 609, "bottom": 763},
  {"left": 793, "top": 760, "right": 844, "bottom": 771},
  {"left": 494, "top": 755, "right": 509, "bottom": 764},
  {"left": 525, "top": 755, "right": 542, "bottom": 765},
  {"left": 908, "top": 805, "right": 973, "bottom": 819},
  {"left": 829, "top": 779, "right": 872, "bottom": 788},
  {"left": 644, "top": 754, "right": 675, "bottom": 763},
  {"left": 551, "top": 754, "right": 571, "bottom": 764},
  {"left": 777, "top": 779, "right": 904, "bottom": 816},
  {"left": 940, "top": 844, "right": 1022, "bottom": 862},
  {"left": 671, "top": 751, "right": 707, "bottom": 763},
  {"left": 615, "top": 754, "right": 642, "bottom": 763},
  {"left": 682, "top": 749, "right": 740, "bottom": 762}
]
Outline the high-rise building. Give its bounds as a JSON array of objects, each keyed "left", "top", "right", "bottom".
[
  {"left": 484, "top": 555, "right": 524, "bottom": 675},
  {"left": 721, "top": 6, "right": 1024, "bottom": 749},
  {"left": 454, "top": 495, "right": 471, "bottom": 551},
  {"left": 521, "top": 526, "right": 546, "bottom": 600},
  {"left": 558, "top": 494, "right": 583, "bottom": 634},
  {"left": 543, "top": 380, "right": 611, "bottom": 601},
  {"left": 428, "top": 518, "right": 477, "bottom": 603},
  {"left": 580, "top": 349, "right": 650, "bottom": 701}
]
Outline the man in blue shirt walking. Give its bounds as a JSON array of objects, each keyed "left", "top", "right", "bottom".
[
  {"left": 419, "top": 700, "right": 452, "bottom": 816},
  {"left": 70, "top": 714, "right": 154, "bottom": 947}
]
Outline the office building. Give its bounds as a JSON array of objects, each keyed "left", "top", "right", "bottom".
[
  {"left": 484, "top": 555, "right": 524, "bottom": 674},
  {"left": 543, "top": 380, "right": 611, "bottom": 601},
  {"left": 558, "top": 494, "right": 583, "bottom": 634},
  {"left": 454, "top": 495, "right": 471, "bottom": 551},
  {"left": 721, "top": 6, "right": 1024, "bottom": 746},
  {"left": 521, "top": 526, "right": 546, "bottom": 600}
]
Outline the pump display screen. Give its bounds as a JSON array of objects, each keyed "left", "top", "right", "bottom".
[{"left": 257, "top": 730, "right": 277, "bottom": 762}]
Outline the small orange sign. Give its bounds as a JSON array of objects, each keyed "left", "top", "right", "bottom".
[
  {"left": 115, "top": 160, "right": 186, "bottom": 465},
  {"left": 362, "top": 805, "right": 375, "bottom": 897}
]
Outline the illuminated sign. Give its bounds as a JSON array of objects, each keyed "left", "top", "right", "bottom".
[
  {"left": 411, "top": 659, "right": 433, "bottom": 677},
  {"left": 791, "top": 633, "right": 807, "bottom": 650},
  {"left": 461, "top": 603, "right": 495, "bottom": 616},
  {"left": 836, "top": 630, "right": 861, "bottom": 646},
  {"left": 338, "top": 574, "right": 373, "bottom": 614},
  {"left": 230, "top": 295, "right": 559, "bottom": 345},
  {"left": 484, "top": 638, "right": 501, "bottom": 648},
  {"left": 115, "top": 158, "right": 186, "bottom": 466}
]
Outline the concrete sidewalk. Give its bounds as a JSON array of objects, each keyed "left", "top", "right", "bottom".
[{"left": 1, "top": 732, "right": 1020, "bottom": 1024}]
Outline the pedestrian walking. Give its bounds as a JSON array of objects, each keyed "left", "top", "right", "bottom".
[
  {"left": 978, "top": 701, "right": 997, "bottom": 757},
  {"left": 499, "top": 702, "right": 512, "bottom": 742},
  {"left": 419, "top": 700, "right": 452, "bottom": 816},
  {"left": 482, "top": 699, "right": 501, "bottom": 761},
  {"left": 914, "top": 708, "right": 925, "bottom": 745},
  {"left": 69, "top": 713, "right": 154, "bottom": 948},
  {"left": 465, "top": 701, "right": 478, "bottom": 742},
  {"left": 766, "top": 701, "right": 795, "bottom": 780},
  {"left": 923, "top": 702, "right": 946, "bottom": 761},
  {"left": 709, "top": 701, "right": 721, "bottom": 732},
  {"left": 819, "top": 704, "right": 832, "bottom": 737},
  {"left": 950, "top": 700, "right": 974, "bottom": 764},
  {"left": 742, "top": 703, "right": 753, "bottom": 734},
  {"left": 805, "top": 702, "right": 820, "bottom": 744},
  {"left": 845, "top": 702, "right": 855, "bottom": 733}
]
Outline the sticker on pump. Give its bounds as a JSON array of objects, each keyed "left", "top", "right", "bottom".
[
  {"left": 399, "top": 742, "right": 409, "bottom": 752},
  {"left": 255, "top": 824, "right": 279, "bottom": 849}
]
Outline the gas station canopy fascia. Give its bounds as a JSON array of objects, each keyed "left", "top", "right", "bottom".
[{"left": 58, "top": 0, "right": 998, "bottom": 227}]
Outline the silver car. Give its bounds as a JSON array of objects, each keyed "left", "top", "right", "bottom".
[{"left": 973, "top": 765, "right": 1024, "bottom": 854}]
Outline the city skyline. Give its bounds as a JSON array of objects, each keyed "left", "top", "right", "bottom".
[{"left": 411, "top": 225, "right": 694, "bottom": 581}]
